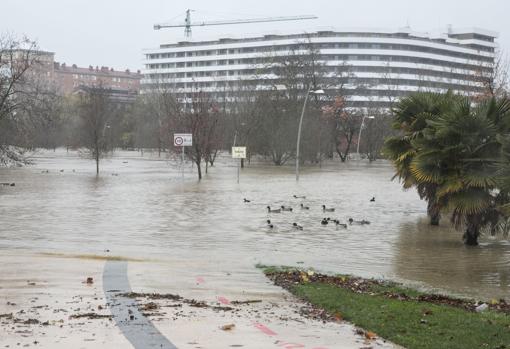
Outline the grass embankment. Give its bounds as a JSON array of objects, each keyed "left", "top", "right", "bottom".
[{"left": 260, "top": 265, "right": 510, "bottom": 349}]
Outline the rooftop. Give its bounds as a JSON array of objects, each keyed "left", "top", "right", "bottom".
[
  {"left": 146, "top": 26, "right": 498, "bottom": 51},
  {"left": 54, "top": 62, "right": 142, "bottom": 78}
]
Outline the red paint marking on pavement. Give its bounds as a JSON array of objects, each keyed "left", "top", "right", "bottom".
[
  {"left": 195, "top": 276, "right": 205, "bottom": 284},
  {"left": 276, "top": 342, "right": 305, "bottom": 349},
  {"left": 217, "top": 296, "right": 231, "bottom": 305},
  {"left": 253, "top": 322, "right": 277, "bottom": 336}
]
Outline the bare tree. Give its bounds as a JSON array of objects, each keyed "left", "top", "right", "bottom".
[
  {"left": 19, "top": 78, "right": 63, "bottom": 150},
  {"left": 322, "top": 96, "right": 361, "bottom": 162},
  {"left": 76, "top": 85, "right": 114, "bottom": 174},
  {"left": 179, "top": 91, "right": 221, "bottom": 180},
  {"left": 0, "top": 34, "right": 40, "bottom": 164},
  {"left": 477, "top": 51, "right": 509, "bottom": 99},
  {"left": 361, "top": 110, "right": 393, "bottom": 161},
  {"left": 247, "top": 41, "right": 327, "bottom": 165}
]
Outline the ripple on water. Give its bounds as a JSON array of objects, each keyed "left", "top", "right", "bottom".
[{"left": 0, "top": 149, "right": 509, "bottom": 300}]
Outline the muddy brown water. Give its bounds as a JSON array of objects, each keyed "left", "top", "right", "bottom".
[{"left": 1, "top": 149, "right": 509, "bottom": 300}]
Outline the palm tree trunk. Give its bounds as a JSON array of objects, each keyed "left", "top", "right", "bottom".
[
  {"left": 463, "top": 218, "right": 480, "bottom": 246},
  {"left": 427, "top": 201, "right": 441, "bottom": 226}
]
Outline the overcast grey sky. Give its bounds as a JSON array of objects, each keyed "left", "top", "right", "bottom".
[{"left": 1, "top": 0, "right": 508, "bottom": 70}]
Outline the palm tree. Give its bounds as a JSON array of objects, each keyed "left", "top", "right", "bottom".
[
  {"left": 496, "top": 133, "right": 510, "bottom": 231},
  {"left": 384, "top": 92, "right": 461, "bottom": 225},
  {"left": 410, "top": 97, "right": 509, "bottom": 245}
]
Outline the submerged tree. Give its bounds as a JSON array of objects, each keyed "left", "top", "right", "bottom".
[
  {"left": 167, "top": 91, "right": 221, "bottom": 180},
  {"left": 0, "top": 34, "right": 41, "bottom": 164},
  {"left": 384, "top": 92, "right": 461, "bottom": 225},
  {"left": 411, "top": 98, "right": 510, "bottom": 245},
  {"left": 386, "top": 92, "right": 510, "bottom": 245},
  {"left": 76, "top": 85, "right": 114, "bottom": 174},
  {"left": 321, "top": 96, "right": 361, "bottom": 162}
]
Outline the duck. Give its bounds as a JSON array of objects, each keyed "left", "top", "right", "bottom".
[
  {"left": 292, "top": 223, "right": 303, "bottom": 230},
  {"left": 321, "top": 218, "right": 329, "bottom": 225},
  {"left": 370, "top": 197, "right": 375, "bottom": 202},
  {"left": 322, "top": 205, "right": 335, "bottom": 212},
  {"left": 333, "top": 220, "right": 348, "bottom": 228},
  {"left": 267, "top": 219, "right": 274, "bottom": 229},
  {"left": 300, "top": 203, "right": 310, "bottom": 210},
  {"left": 281, "top": 205, "right": 293, "bottom": 212},
  {"left": 293, "top": 195, "right": 306, "bottom": 199},
  {"left": 243, "top": 198, "right": 251, "bottom": 203},
  {"left": 267, "top": 206, "right": 281, "bottom": 213},
  {"left": 348, "top": 218, "right": 371, "bottom": 225}
]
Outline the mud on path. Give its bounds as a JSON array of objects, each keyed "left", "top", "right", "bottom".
[{"left": 0, "top": 253, "right": 399, "bottom": 349}]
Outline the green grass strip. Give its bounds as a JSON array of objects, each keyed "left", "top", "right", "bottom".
[{"left": 294, "top": 283, "right": 510, "bottom": 349}]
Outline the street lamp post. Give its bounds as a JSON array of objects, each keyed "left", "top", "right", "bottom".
[
  {"left": 296, "top": 88, "right": 324, "bottom": 181},
  {"left": 102, "top": 123, "right": 111, "bottom": 153},
  {"left": 356, "top": 115, "right": 375, "bottom": 160}
]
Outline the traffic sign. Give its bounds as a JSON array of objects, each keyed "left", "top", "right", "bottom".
[
  {"left": 232, "top": 146, "right": 246, "bottom": 159},
  {"left": 174, "top": 133, "right": 192, "bottom": 147}
]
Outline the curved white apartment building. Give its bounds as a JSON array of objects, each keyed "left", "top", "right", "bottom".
[{"left": 142, "top": 27, "right": 498, "bottom": 108}]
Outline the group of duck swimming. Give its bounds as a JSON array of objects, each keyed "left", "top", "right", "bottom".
[{"left": 244, "top": 195, "right": 374, "bottom": 231}]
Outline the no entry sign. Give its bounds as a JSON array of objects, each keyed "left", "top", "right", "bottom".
[{"left": 173, "top": 133, "right": 192, "bottom": 147}]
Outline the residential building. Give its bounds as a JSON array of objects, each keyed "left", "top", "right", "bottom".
[
  {"left": 141, "top": 26, "right": 498, "bottom": 108},
  {"left": 53, "top": 63, "right": 142, "bottom": 98}
]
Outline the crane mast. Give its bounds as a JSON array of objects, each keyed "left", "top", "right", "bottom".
[{"left": 154, "top": 9, "right": 318, "bottom": 38}]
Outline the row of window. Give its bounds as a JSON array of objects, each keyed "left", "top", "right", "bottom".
[
  {"left": 147, "top": 41, "right": 493, "bottom": 63},
  {"left": 70, "top": 74, "right": 135, "bottom": 85},
  {"left": 146, "top": 53, "right": 492, "bottom": 73},
  {"left": 144, "top": 76, "right": 482, "bottom": 93},
  {"left": 145, "top": 64, "right": 486, "bottom": 84}
]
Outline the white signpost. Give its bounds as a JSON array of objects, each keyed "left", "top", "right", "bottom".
[
  {"left": 232, "top": 146, "right": 246, "bottom": 159},
  {"left": 174, "top": 133, "right": 192, "bottom": 178},
  {"left": 232, "top": 146, "right": 246, "bottom": 183},
  {"left": 173, "top": 134, "right": 193, "bottom": 147}
]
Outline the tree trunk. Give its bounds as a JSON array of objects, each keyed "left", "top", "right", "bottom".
[
  {"left": 241, "top": 158, "right": 244, "bottom": 169},
  {"left": 463, "top": 227, "right": 479, "bottom": 246},
  {"left": 427, "top": 201, "right": 441, "bottom": 226},
  {"left": 429, "top": 212, "right": 440, "bottom": 226},
  {"left": 95, "top": 142, "right": 100, "bottom": 175},
  {"left": 196, "top": 160, "right": 202, "bottom": 180},
  {"left": 209, "top": 149, "right": 218, "bottom": 167},
  {"left": 463, "top": 218, "right": 480, "bottom": 246}
]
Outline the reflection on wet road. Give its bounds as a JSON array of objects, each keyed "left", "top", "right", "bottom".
[{"left": 1, "top": 149, "right": 509, "bottom": 300}]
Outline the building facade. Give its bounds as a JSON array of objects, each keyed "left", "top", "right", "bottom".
[
  {"left": 53, "top": 63, "right": 142, "bottom": 97},
  {"left": 20, "top": 50, "right": 142, "bottom": 102},
  {"left": 141, "top": 27, "right": 498, "bottom": 108}
]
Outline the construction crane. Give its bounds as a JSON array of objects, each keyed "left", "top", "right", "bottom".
[{"left": 154, "top": 9, "right": 318, "bottom": 38}]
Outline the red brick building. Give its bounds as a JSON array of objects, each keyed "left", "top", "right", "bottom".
[{"left": 53, "top": 62, "right": 142, "bottom": 95}]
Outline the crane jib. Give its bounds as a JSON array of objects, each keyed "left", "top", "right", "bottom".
[{"left": 153, "top": 14, "right": 318, "bottom": 35}]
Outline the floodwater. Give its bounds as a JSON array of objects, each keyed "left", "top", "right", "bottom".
[{"left": 1, "top": 149, "right": 509, "bottom": 300}]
